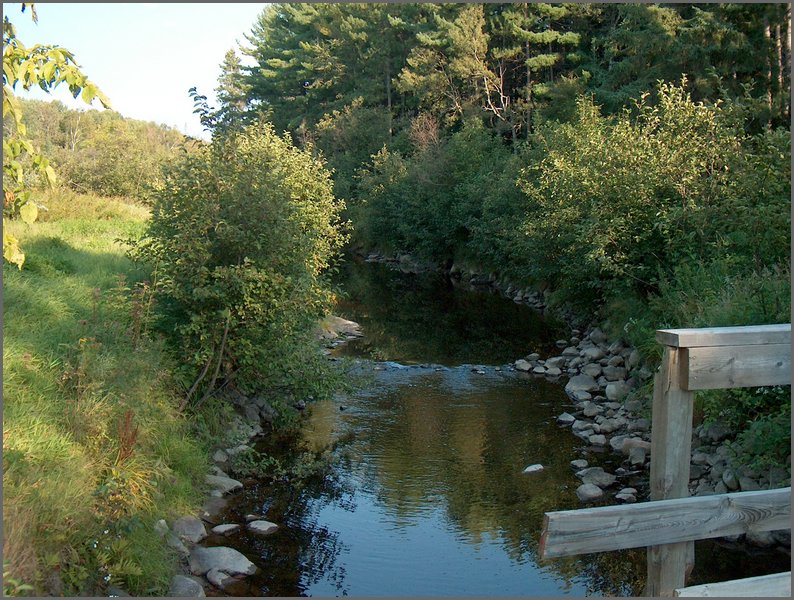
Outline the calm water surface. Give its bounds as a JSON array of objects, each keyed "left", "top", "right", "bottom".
[{"left": 208, "top": 259, "right": 788, "bottom": 596}]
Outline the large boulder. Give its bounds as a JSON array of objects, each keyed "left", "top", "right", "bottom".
[
  {"left": 565, "top": 374, "right": 599, "bottom": 396},
  {"left": 189, "top": 546, "right": 257, "bottom": 577},
  {"left": 205, "top": 474, "right": 243, "bottom": 495}
]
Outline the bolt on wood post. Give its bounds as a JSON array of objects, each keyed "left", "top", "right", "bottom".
[{"left": 646, "top": 345, "right": 695, "bottom": 596}]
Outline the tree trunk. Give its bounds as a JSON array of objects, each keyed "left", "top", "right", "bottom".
[
  {"left": 386, "top": 60, "right": 393, "bottom": 137},
  {"left": 764, "top": 14, "right": 773, "bottom": 123}
]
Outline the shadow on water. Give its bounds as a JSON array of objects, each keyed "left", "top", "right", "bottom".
[{"left": 206, "top": 259, "right": 789, "bottom": 597}]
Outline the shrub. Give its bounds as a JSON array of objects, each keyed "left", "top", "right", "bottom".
[{"left": 132, "top": 120, "right": 348, "bottom": 409}]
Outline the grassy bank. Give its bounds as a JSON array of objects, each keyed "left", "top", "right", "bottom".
[{"left": 3, "top": 190, "right": 211, "bottom": 595}]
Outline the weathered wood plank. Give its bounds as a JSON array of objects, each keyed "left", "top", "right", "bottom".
[
  {"left": 681, "top": 344, "right": 791, "bottom": 390},
  {"left": 647, "top": 346, "right": 696, "bottom": 596},
  {"left": 539, "top": 487, "right": 791, "bottom": 558},
  {"left": 674, "top": 571, "right": 791, "bottom": 597},
  {"left": 656, "top": 324, "right": 790, "bottom": 349}
]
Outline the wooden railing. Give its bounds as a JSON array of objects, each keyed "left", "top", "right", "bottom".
[{"left": 539, "top": 324, "right": 792, "bottom": 597}]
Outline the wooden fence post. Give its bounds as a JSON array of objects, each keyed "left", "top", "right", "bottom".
[{"left": 646, "top": 345, "right": 695, "bottom": 596}]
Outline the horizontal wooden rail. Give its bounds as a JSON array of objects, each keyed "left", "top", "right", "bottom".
[
  {"left": 539, "top": 487, "right": 791, "bottom": 559},
  {"left": 656, "top": 324, "right": 791, "bottom": 348},
  {"left": 674, "top": 571, "right": 792, "bottom": 597},
  {"left": 682, "top": 343, "right": 791, "bottom": 389}
]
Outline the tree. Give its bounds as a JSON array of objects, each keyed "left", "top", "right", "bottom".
[{"left": 3, "top": 2, "right": 110, "bottom": 267}]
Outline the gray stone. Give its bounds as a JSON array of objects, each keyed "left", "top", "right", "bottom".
[
  {"left": 532, "top": 366, "right": 547, "bottom": 374},
  {"left": 211, "top": 524, "right": 241, "bottom": 536},
  {"left": 225, "top": 444, "right": 251, "bottom": 457},
  {"left": 556, "top": 412, "right": 576, "bottom": 425},
  {"left": 588, "top": 434, "right": 607, "bottom": 446},
  {"left": 627, "top": 349, "right": 641, "bottom": 369},
  {"left": 582, "top": 402, "right": 602, "bottom": 418},
  {"left": 767, "top": 467, "right": 790, "bottom": 488},
  {"left": 621, "top": 437, "right": 651, "bottom": 455},
  {"left": 571, "top": 390, "right": 593, "bottom": 402},
  {"left": 526, "top": 353, "right": 541, "bottom": 361},
  {"left": 701, "top": 420, "right": 732, "bottom": 443},
  {"left": 169, "top": 575, "right": 206, "bottom": 597},
  {"left": 739, "top": 476, "right": 761, "bottom": 492},
  {"left": 545, "top": 367, "right": 562, "bottom": 377},
  {"left": 582, "top": 346, "right": 605, "bottom": 361},
  {"left": 572, "top": 419, "right": 593, "bottom": 431},
  {"left": 628, "top": 447, "right": 646, "bottom": 466},
  {"left": 746, "top": 530, "right": 775, "bottom": 547},
  {"left": 589, "top": 328, "right": 608, "bottom": 345},
  {"left": 605, "top": 381, "right": 631, "bottom": 402},
  {"left": 522, "top": 464, "right": 544, "bottom": 474},
  {"left": 546, "top": 356, "right": 567, "bottom": 369},
  {"left": 205, "top": 474, "right": 243, "bottom": 495},
  {"left": 619, "top": 487, "right": 638, "bottom": 495},
  {"left": 575, "top": 467, "right": 617, "bottom": 488},
  {"left": 565, "top": 374, "right": 599, "bottom": 395},
  {"left": 247, "top": 520, "right": 279, "bottom": 535},
  {"left": 624, "top": 398, "right": 643, "bottom": 413},
  {"left": 165, "top": 533, "right": 190, "bottom": 557},
  {"left": 570, "top": 459, "right": 589, "bottom": 469},
  {"left": 107, "top": 585, "right": 131, "bottom": 597},
  {"left": 576, "top": 483, "right": 604, "bottom": 502},
  {"left": 189, "top": 546, "right": 257, "bottom": 577},
  {"left": 615, "top": 493, "right": 636, "bottom": 503},
  {"left": 514, "top": 359, "right": 532, "bottom": 372},
  {"left": 722, "top": 468, "right": 740, "bottom": 491},
  {"left": 212, "top": 449, "right": 229, "bottom": 463},
  {"left": 244, "top": 514, "right": 262, "bottom": 523},
  {"left": 598, "top": 419, "right": 620, "bottom": 434},
  {"left": 689, "top": 465, "right": 707, "bottom": 479},
  {"left": 602, "top": 366, "right": 628, "bottom": 381},
  {"left": 581, "top": 363, "right": 602, "bottom": 378},
  {"left": 561, "top": 346, "right": 580, "bottom": 357},
  {"left": 154, "top": 519, "right": 169, "bottom": 538},
  {"left": 607, "top": 355, "right": 625, "bottom": 367},
  {"left": 173, "top": 516, "right": 207, "bottom": 544},
  {"left": 206, "top": 568, "right": 235, "bottom": 590},
  {"left": 610, "top": 435, "right": 629, "bottom": 453},
  {"left": 714, "top": 481, "right": 728, "bottom": 494}
]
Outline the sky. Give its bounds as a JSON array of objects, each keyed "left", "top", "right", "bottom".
[{"left": 9, "top": 3, "right": 268, "bottom": 139}]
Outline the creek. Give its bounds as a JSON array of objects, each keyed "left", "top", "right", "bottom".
[{"left": 205, "top": 259, "right": 789, "bottom": 596}]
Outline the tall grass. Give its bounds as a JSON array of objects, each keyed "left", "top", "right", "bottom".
[{"left": 3, "top": 190, "right": 210, "bottom": 595}]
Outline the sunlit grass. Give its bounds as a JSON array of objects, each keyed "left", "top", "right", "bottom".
[{"left": 3, "top": 191, "right": 210, "bottom": 595}]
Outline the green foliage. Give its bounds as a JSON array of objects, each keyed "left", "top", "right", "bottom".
[
  {"left": 132, "top": 121, "right": 348, "bottom": 409},
  {"left": 3, "top": 2, "right": 110, "bottom": 267}
]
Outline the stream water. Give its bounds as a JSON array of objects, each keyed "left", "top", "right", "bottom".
[{"left": 205, "top": 259, "right": 789, "bottom": 597}]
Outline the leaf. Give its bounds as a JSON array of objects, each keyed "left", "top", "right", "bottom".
[
  {"left": 19, "top": 200, "right": 37, "bottom": 224},
  {"left": 3, "top": 225, "right": 25, "bottom": 269}
]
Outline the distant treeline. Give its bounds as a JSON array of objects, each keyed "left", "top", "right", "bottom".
[{"left": 5, "top": 98, "right": 189, "bottom": 198}]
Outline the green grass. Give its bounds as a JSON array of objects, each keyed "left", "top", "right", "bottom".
[{"left": 3, "top": 190, "right": 211, "bottom": 595}]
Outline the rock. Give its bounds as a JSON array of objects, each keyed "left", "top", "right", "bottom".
[
  {"left": 545, "top": 356, "right": 567, "bottom": 369},
  {"left": 588, "top": 434, "right": 607, "bottom": 446},
  {"left": 570, "top": 459, "right": 589, "bottom": 469},
  {"left": 722, "top": 468, "right": 740, "bottom": 491},
  {"left": 582, "top": 347, "right": 605, "bottom": 361},
  {"left": 545, "top": 367, "right": 562, "bottom": 377},
  {"left": 555, "top": 339, "right": 569, "bottom": 347},
  {"left": 526, "top": 353, "right": 541, "bottom": 361},
  {"left": 244, "top": 514, "right": 262, "bottom": 523},
  {"left": 247, "top": 520, "right": 279, "bottom": 535},
  {"left": 206, "top": 568, "right": 235, "bottom": 590},
  {"left": 589, "top": 328, "right": 608, "bottom": 344},
  {"left": 173, "top": 516, "right": 207, "bottom": 544},
  {"left": 575, "top": 467, "right": 617, "bottom": 488},
  {"left": 561, "top": 346, "right": 580, "bottom": 357},
  {"left": 200, "top": 497, "right": 228, "bottom": 524},
  {"left": 154, "top": 519, "right": 169, "bottom": 538},
  {"left": 165, "top": 533, "right": 190, "bottom": 557},
  {"left": 532, "top": 366, "right": 546, "bottom": 374},
  {"left": 107, "top": 585, "right": 131, "bottom": 596},
  {"left": 610, "top": 435, "right": 629, "bottom": 453},
  {"left": 189, "top": 546, "right": 257, "bottom": 577},
  {"left": 565, "top": 374, "right": 599, "bottom": 396},
  {"left": 576, "top": 483, "right": 604, "bottom": 502},
  {"left": 615, "top": 493, "right": 636, "bottom": 503},
  {"left": 628, "top": 418, "right": 650, "bottom": 433},
  {"left": 572, "top": 419, "right": 592, "bottom": 431},
  {"left": 571, "top": 390, "right": 593, "bottom": 402},
  {"left": 605, "top": 381, "right": 631, "bottom": 402},
  {"left": 205, "top": 474, "right": 243, "bottom": 495},
  {"left": 169, "top": 575, "right": 206, "bottom": 597},
  {"left": 628, "top": 447, "right": 646, "bottom": 466},
  {"left": 701, "top": 420, "right": 732, "bottom": 443},
  {"left": 746, "top": 530, "right": 775, "bottom": 547},
  {"left": 739, "top": 476, "right": 761, "bottom": 492},
  {"left": 225, "top": 444, "right": 250, "bottom": 457},
  {"left": 514, "top": 359, "right": 532, "bottom": 372},
  {"left": 581, "top": 363, "right": 602, "bottom": 378},
  {"left": 607, "top": 355, "right": 625, "bottom": 367},
  {"left": 582, "top": 402, "right": 602, "bottom": 418},
  {"left": 714, "top": 481, "right": 728, "bottom": 495},
  {"left": 602, "top": 366, "right": 628, "bottom": 381},
  {"left": 619, "top": 487, "right": 638, "bottom": 495},
  {"left": 771, "top": 530, "right": 791, "bottom": 546},
  {"left": 211, "top": 524, "right": 241, "bottom": 536},
  {"left": 522, "top": 464, "right": 544, "bottom": 474},
  {"left": 689, "top": 465, "right": 707, "bottom": 479},
  {"left": 212, "top": 449, "right": 229, "bottom": 463},
  {"left": 557, "top": 412, "right": 576, "bottom": 425},
  {"left": 621, "top": 437, "right": 651, "bottom": 454}
]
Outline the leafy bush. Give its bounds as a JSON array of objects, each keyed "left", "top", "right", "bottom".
[{"left": 132, "top": 120, "right": 348, "bottom": 409}]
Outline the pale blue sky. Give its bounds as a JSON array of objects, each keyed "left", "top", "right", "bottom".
[{"left": 8, "top": 3, "right": 268, "bottom": 139}]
